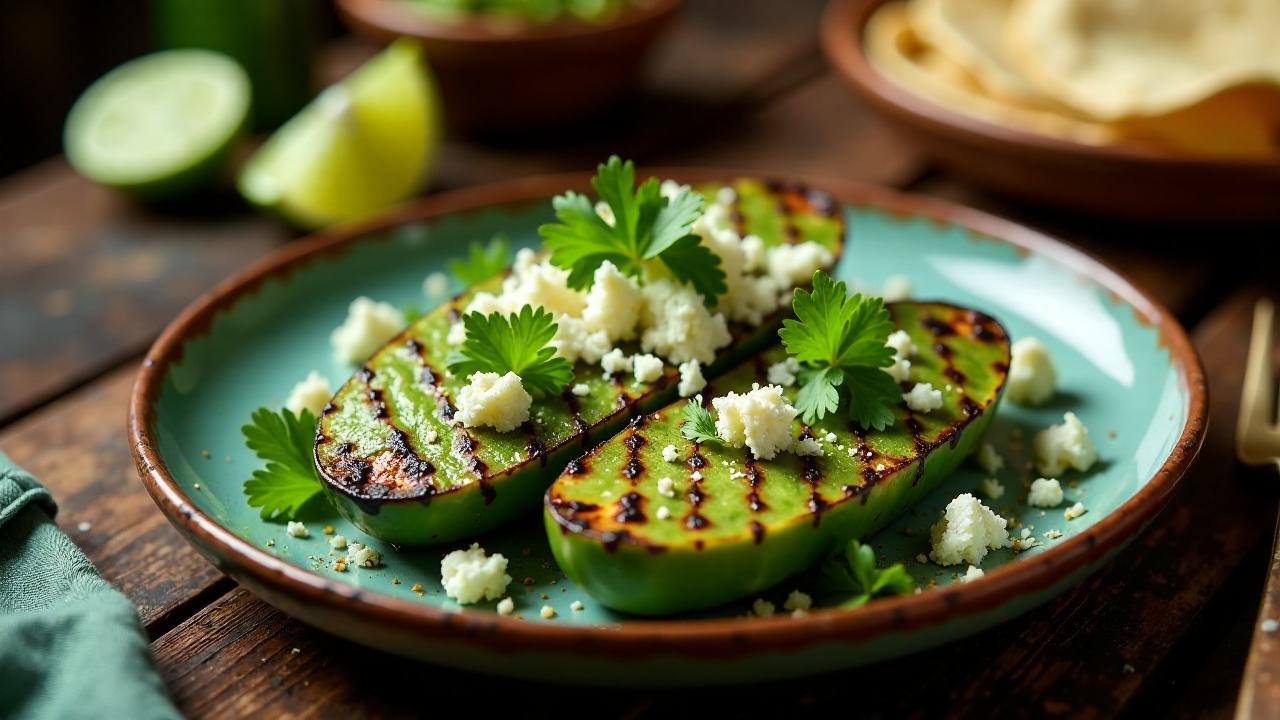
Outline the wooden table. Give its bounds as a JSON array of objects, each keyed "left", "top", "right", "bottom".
[{"left": 3, "top": 2, "right": 1276, "bottom": 716}]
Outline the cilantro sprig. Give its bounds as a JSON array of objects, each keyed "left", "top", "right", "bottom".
[
  {"left": 448, "top": 234, "right": 511, "bottom": 285},
  {"left": 242, "top": 407, "right": 325, "bottom": 520},
  {"left": 814, "top": 539, "right": 915, "bottom": 608},
  {"left": 679, "top": 399, "right": 720, "bottom": 444},
  {"left": 446, "top": 305, "right": 573, "bottom": 398},
  {"left": 538, "top": 156, "right": 726, "bottom": 305},
  {"left": 779, "top": 271, "right": 899, "bottom": 430}
]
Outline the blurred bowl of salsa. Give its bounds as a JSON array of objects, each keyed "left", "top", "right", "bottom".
[{"left": 337, "top": 0, "right": 681, "bottom": 135}]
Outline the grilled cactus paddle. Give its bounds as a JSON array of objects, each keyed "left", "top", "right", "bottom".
[
  {"left": 315, "top": 178, "right": 845, "bottom": 545},
  {"left": 544, "top": 302, "right": 1011, "bottom": 615}
]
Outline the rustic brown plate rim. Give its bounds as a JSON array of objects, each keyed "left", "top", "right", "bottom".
[
  {"left": 129, "top": 169, "right": 1207, "bottom": 656},
  {"left": 822, "top": 0, "right": 1280, "bottom": 172},
  {"left": 337, "top": 0, "right": 681, "bottom": 44}
]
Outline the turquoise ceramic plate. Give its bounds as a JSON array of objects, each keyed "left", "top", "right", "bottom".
[{"left": 130, "top": 171, "right": 1206, "bottom": 686}]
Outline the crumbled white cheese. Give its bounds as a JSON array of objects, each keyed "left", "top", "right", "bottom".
[
  {"left": 929, "top": 493, "right": 1011, "bottom": 566},
  {"left": 285, "top": 371, "right": 332, "bottom": 417},
  {"left": 766, "top": 357, "right": 800, "bottom": 387},
  {"left": 1263, "top": 619, "right": 1279, "bottom": 633},
  {"left": 1064, "top": 502, "right": 1087, "bottom": 521},
  {"left": 980, "top": 477, "right": 1005, "bottom": 500},
  {"left": 347, "top": 542, "right": 381, "bottom": 568},
  {"left": 497, "top": 597, "right": 515, "bottom": 615},
  {"left": 600, "top": 348, "right": 632, "bottom": 377},
  {"left": 885, "top": 356, "right": 912, "bottom": 383},
  {"left": 639, "top": 280, "right": 731, "bottom": 365},
  {"left": 441, "top": 542, "right": 511, "bottom": 604},
  {"left": 881, "top": 275, "right": 912, "bottom": 302},
  {"left": 783, "top": 590, "right": 813, "bottom": 612},
  {"left": 550, "top": 315, "right": 612, "bottom": 365},
  {"left": 632, "top": 353, "right": 665, "bottom": 385},
  {"left": 570, "top": 600, "right": 585, "bottom": 612},
  {"left": 286, "top": 521, "right": 309, "bottom": 539},
  {"left": 540, "top": 605, "right": 557, "bottom": 619},
  {"left": 454, "top": 371, "right": 532, "bottom": 432},
  {"left": 656, "top": 506, "right": 672, "bottom": 520},
  {"left": 662, "top": 444, "right": 680, "bottom": 463},
  {"left": 1027, "top": 478, "right": 1064, "bottom": 508},
  {"left": 903, "top": 382, "right": 944, "bottom": 413},
  {"left": 766, "top": 242, "right": 834, "bottom": 288},
  {"left": 505, "top": 250, "right": 585, "bottom": 318},
  {"left": 1044, "top": 529, "right": 1063, "bottom": 540},
  {"left": 329, "top": 535, "right": 348, "bottom": 550},
  {"left": 424, "top": 429, "right": 439, "bottom": 443},
  {"left": 330, "top": 297, "right": 406, "bottom": 364},
  {"left": 582, "top": 260, "right": 643, "bottom": 342},
  {"left": 712, "top": 384, "right": 799, "bottom": 460},
  {"left": 1033, "top": 412, "right": 1098, "bottom": 476},
  {"left": 976, "top": 442, "right": 1005, "bottom": 474},
  {"left": 678, "top": 360, "right": 706, "bottom": 397},
  {"left": 752, "top": 599, "right": 776, "bottom": 617},
  {"left": 741, "top": 234, "right": 765, "bottom": 272},
  {"left": 572, "top": 383, "right": 590, "bottom": 397},
  {"left": 792, "top": 437, "right": 825, "bottom": 457},
  {"left": 446, "top": 320, "right": 467, "bottom": 345},
  {"left": 886, "top": 330, "right": 916, "bottom": 357},
  {"left": 657, "top": 477, "right": 676, "bottom": 498},
  {"left": 1007, "top": 337, "right": 1056, "bottom": 405},
  {"left": 423, "top": 271, "right": 449, "bottom": 299}
]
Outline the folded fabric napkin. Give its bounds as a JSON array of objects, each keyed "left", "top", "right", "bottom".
[{"left": 0, "top": 452, "right": 180, "bottom": 720}]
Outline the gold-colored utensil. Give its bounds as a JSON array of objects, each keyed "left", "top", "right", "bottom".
[{"left": 1235, "top": 298, "right": 1280, "bottom": 720}]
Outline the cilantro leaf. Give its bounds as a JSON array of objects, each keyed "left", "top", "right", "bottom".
[
  {"left": 538, "top": 155, "right": 725, "bottom": 305},
  {"left": 779, "top": 270, "right": 897, "bottom": 428},
  {"left": 242, "top": 407, "right": 324, "bottom": 520},
  {"left": 448, "top": 234, "right": 511, "bottom": 285},
  {"left": 814, "top": 539, "right": 915, "bottom": 608},
  {"left": 446, "top": 304, "right": 573, "bottom": 398},
  {"left": 680, "top": 399, "right": 720, "bottom": 444}
]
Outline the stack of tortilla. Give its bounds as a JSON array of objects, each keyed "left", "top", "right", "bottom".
[{"left": 864, "top": 0, "right": 1280, "bottom": 157}]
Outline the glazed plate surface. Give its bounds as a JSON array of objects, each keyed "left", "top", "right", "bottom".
[{"left": 130, "top": 171, "right": 1205, "bottom": 685}]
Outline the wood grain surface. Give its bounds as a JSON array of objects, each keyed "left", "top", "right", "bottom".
[{"left": 1, "top": 1, "right": 1276, "bottom": 717}]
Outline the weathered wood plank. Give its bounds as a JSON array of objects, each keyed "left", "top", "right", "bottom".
[
  {"left": 147, "top": 285, "right": 1267, "bottom": 718},
  {"left": 0, "top": 365, "right": 228, "bottom": 628}
]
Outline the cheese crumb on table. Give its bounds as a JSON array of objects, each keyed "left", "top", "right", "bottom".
[
  {"left": 980, "top": 477, "right": 1006, "bottom": 500},
  {"left": 540, "top": 605, "right": 557, "bottom": 619},
  {"left": 711, "top": 384, "right": 799, "bottom": 460},
  {"left": 783, "top": 590, "right": 813, "bottom": 612},
  {"left": 454, "top": 371, "right": 532, "bottom": 432},
  {"left": 903, "top": 382, "right": 944, "bottom": 413},
  {"left": 1033, "top": 412, "right": 1098, "bottom": 476},
  {"left": 570, "top": 600, "right": 585, "bottom": 611},
  {"left": 632, "top": 353, "right": 665, "bottom": 385},
  {"left": 1006, "top": 337, "right": 1057, "bottom": 405},
  {"left": 497, "top": 597, "right": 515, "bottom": 616},
  {"left": 286, "top": 521, "right": 309, "bottom": 539},
  {"left": 347, "top": 543, "right": 382, "bottom": 568},
  {"left": 285, "top": 371, "right": 332, "bottom": 417},
  {"left": 881, "top": 275, "right": 913, "bottom": 302},
  {"left": 329, "top": 535, "right": 348, "bottom": 550},
  {"left": 1028, "top": 478, "right": 1065, "bottom": 508},
  {"left": 330, "top": 297, "right": 406, "bottom": 364},
  {"left": 975, "top": 442, "right": 1005, "bottom": 475},
  {"left": 441, "top": 543, "right": 511, "bottom": 604},
  {"left": 423, "top": 271, "right": 449, "bottom": 299},
  {"left": 1064, "top": 502, "right": 1088, "bottom": 521},
  {"left": 929, "top": 493, "right": 1011, "bottom": 566},
  {"left": 962, "top": 565, "right": 985, "bottom": 582},
  {"left": 1044, "top": 529, "right": 1063, "bottom": 539},
  {"left": 752, "top": 598, "right": 776, "bottom": 617},
  {"left": 678, "top": 360, "right": 706, "bottom": 397},
  {"left": 662, "top": 444, "right": 679, "bottom": 463}
]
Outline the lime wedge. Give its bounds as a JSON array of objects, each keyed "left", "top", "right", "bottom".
[
  {"left": 238, "top": 39, "right": 443, "bottom": 230},
  {"left": 64, "top": 49, "right": 251, "bottom": 199}
]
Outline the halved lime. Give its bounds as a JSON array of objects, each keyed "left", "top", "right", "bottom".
[
  {"left": 238, "top": 39, "right": 443, "bottom": 230},
  {"left": 64, "top": 49, "right": 251, "bottom": 199}
]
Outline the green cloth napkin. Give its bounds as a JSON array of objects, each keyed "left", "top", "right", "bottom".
[{"left": 0, "top": 452, "right": 180, "bottom": 720}]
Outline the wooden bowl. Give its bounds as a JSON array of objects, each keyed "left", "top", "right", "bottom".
[
  {"left": 337, "top": 0, "right": 681, "bottom": 135},
  {"left": 821, "top": 0, "right": 1280, "bottom": 221}
]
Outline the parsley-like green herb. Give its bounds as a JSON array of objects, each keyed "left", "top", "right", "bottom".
[
  {"left": 778, "top": 270, "right": 899, "bottom": 429},
  {"left": 814, "top": 539, "right": 915, "bottom": 608},
  {"left": 538, "top": 156, "right": 726, "bottom": 305},
  {"left": 679, "top": 399, "right": 720, "bottom": 444},
  {"left": 446, "top": 304, "right": 573, "bottom": 398},
  {"left": 242, "top": 407, "right": 324, "bottom": 520},
  {"left": 448, "top": 234, "right": 511, "bottom": 285}
]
